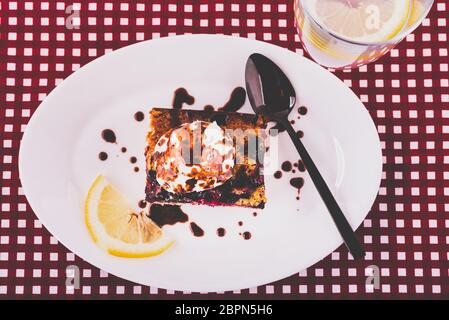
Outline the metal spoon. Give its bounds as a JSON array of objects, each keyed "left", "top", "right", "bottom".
[{"left": 245, "top": 53, "right": 365, "bottom": 259}]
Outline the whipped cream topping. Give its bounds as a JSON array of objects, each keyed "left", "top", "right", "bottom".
[{"left": 152, "top": 121, "right": 235, "bottom": 193}]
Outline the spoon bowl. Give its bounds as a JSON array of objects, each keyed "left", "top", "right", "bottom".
[{"left": 245, "top": 53, "right": 296, "bottom": 118}]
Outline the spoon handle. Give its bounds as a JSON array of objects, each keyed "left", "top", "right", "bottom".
[{"left": 279, "top": 118, "right": 365, "bottom": 259}]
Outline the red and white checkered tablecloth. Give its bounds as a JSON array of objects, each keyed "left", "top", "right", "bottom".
[{"left": 1, "top": 0, "right": 448, "bottom": 299}]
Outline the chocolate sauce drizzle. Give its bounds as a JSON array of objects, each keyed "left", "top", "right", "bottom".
[
  {"left": 218, "top": 87, "right": 246, "bottom": 112},
  {"left": 171, "top": 88, "right": 195, "bottom": 126},
  {"left": 173, "top": 88, "right": 195, "bottom": 110}
]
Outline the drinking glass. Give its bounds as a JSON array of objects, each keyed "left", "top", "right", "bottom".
[{"left": 294, "top": 0, "right": 434, "bottom": 69}]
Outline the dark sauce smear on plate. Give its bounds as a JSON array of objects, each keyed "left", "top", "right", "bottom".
[
  {"left": 134, "top": 167, "right": 139, "bottom": 172},
  {"left": 121, "top": 147, "right": 127, "bottom": 153},
  {"left": 130, "top": 156, "right": 137, "bottom": 164},
  {"left": 98, "top": 152, "right": 108, "bottom": 161},
  {"left": 149, "top": 204, "right": 189, "bottom": 227},
  {"left": 101, "top": 129, "right": 117, "bottom": 143},
  {"left": 238, "top": 221, "right": 243, "bottom": 226},
  {"left": 134, "top": 111, "right": 145, "bottom": 122},
  {"left": 274, "top": 171, "right": 282, "bottom": 179},
  {"left": 218, "top": 87, "right": 246, "bottom": 112},
  {"left": 189, "top": 222, "right": 205, "bottom": 237},
  {"left": 217, "top": 228, "right": 226, "bottom": 237}
]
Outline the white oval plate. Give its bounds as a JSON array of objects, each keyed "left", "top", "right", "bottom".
[{"left": 19, "top": 35, "right": 381, "bottom": 292}]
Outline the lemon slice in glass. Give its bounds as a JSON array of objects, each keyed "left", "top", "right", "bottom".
[
  {"left": 305, "top": 0, "right": 412, "bottom": 43},
  {"left": 85, "top": 175, "right": 173, "bottom": 258}
]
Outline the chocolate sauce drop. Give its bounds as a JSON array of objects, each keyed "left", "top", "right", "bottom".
[
  {"left": 252, "top": 212, "right": 257, "bottom": 217},
  {"left": 238, "top": 221, "right": 243, "bottom": 226},
  {"left": 134, "top": 111, "right": 145, "bottom": 122},
  {"left": 149, "top": 204, "right": 189, "bottom": 227},
  {"left": 121, "top": 147, "right": 127, "bottom": 153},
  {"left": 218, "top": 87, "right": 246, "bottom": 112},
  {"left": 98, "top": 152, "right": 108, "bottom": 161},
  {"left": 190, "top": 222, "right": 204, "bottom": 237},
  {"left": 298, "top": 106, "right": 308, "bottom": 115},
  {"left": 217, "top": 228, "right": 226, "bottom": 237},
  {"left": 138, "top": 200, "right": 147, "bottom": 209},
  {"left": 290, "top": 177, "right": 304, "bottom": 190},
  {"left": 130, "top": 156, "right": 137, "bottom": 164},
  {"left": 101, "top": 129, "right": 116, "bottom": 143},
  {"left": 242, "top": 231, "right": 252, "bottom": 240},
  {"left": 134, "top": 167, "right": 139, "bottom": 172},
  {"left": 274, "top": 171, "right": 282, "bottom": 179},
  {"left": 281, "top": 161, "right": 292, "bottom": 172},
  {"left": 297, "top": 130, "right": 304, "bottom": 139},
  {"left": 290, "top": 120, "right": 295, "bottom": 125}
]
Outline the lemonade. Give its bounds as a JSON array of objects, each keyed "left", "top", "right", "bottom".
[{"left": 294, "top": 0, "right": 434, "bottom": 69}]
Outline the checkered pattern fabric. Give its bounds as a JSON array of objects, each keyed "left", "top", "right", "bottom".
[{"left": 1, "top": 0, "right": 448, "bottom": 299}]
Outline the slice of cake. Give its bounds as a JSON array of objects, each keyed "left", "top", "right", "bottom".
[{"left": 145, "top": 108, "right": 267, "bottom": 208}]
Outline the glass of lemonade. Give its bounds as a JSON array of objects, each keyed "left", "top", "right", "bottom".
[{"left": 294, "top": 0, "right": 434, "bottom": 69}]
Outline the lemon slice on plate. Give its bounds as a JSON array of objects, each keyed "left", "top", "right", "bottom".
[
  {"left": 85, "top": 175, "right": 173, "bottom": 258},
  {"left": 305, "top": 0, "right": 412, "bottom": 43}
]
